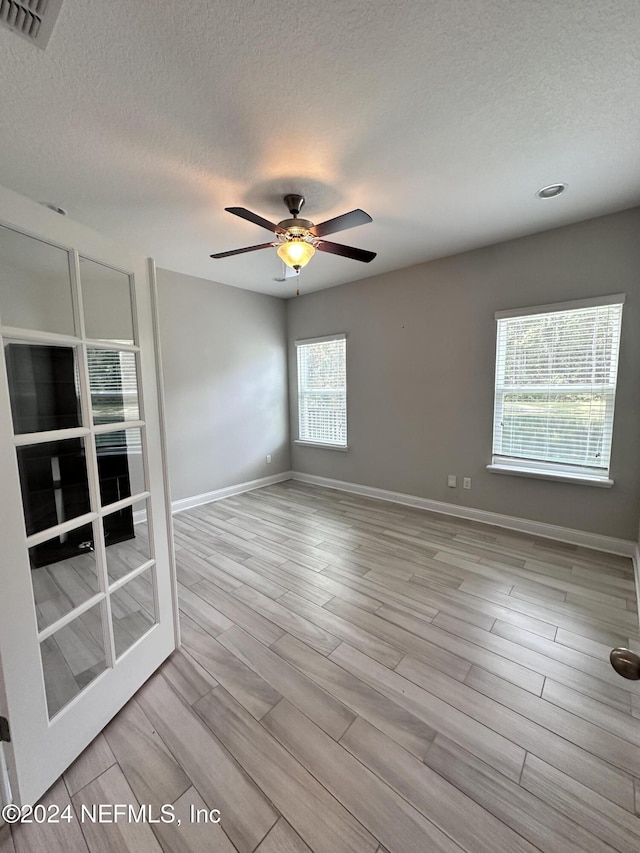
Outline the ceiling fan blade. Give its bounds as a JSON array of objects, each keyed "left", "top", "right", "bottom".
[
  {"left": 210, "top": 242, "right": 274, "bottom": 259},
  {"left": 317, "top": 240, "right": 376, "bottom": 263},
  {"left": 225, "top": 207, "right": 285, "bottom": 234},
  {"left": 310, "top": 209, "right": 372, "bottom": 238}
]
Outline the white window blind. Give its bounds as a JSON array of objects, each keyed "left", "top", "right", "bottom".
[
  {"left": 492, "top": 297, "right": 624, "bottom": 480},
  {"left": 88, "top": 349, "right": 141, "bottom": 453},
  {"left": 296, "top": 335, "right": 347, "bottom": 447}
]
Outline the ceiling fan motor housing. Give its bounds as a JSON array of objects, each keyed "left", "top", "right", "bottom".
[
  {"left": 277, "top": 218, "right": 315, "bottom": 233},
  {"left": 283, "top": 193, "right": 305, "bottom": 217}
]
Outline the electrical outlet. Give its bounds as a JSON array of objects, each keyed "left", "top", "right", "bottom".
[
  {"left": 463, "top": 477, "right": 471, "bottom": 489},
  {"left": 447, "top": 474, "right": 457, "bottom": 487},
  {"left": 266, "top": 454, "right": 272, "bottom": 464}
]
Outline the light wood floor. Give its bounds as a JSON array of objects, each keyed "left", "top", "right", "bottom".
[{"left": 4, "top": 480, "right": 640, "bottom": 853}]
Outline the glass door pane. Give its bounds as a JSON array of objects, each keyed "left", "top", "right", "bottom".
[
  {"left": 80, "top": 257, "right": 134, "bottom": 345},
  {"left": 5, "top": 343, "right": 82, "bottom": 434},
  {"left": 16, "top": 438, "right": 91, "bottom": 536},
  {"left": 104, "top": 497, "right": 152, "bottom": 582},
  {"left": 88, "top": 348, "right": 140, "bottom": 425},
  {"left": 40, "top": 602, "right": 108, "bottom": 718},
  {"left": 0, "top": 225, "right": 75, "bottom": 336},
  {"left": 29, "top": 521, "right": 100, "bottom": 631},
  {"left": 111, "top": 567, "right": 156, "bottom": 658},
  {"left": 96, "top": 427, "right": 146, "bottom": 506}
]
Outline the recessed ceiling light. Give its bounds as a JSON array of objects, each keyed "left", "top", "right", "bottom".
[
  {"left": 536, "top": 183, "right": 566, "bottom": 199},
  {"left": 40, "top": 202, "right": 67, "bottom": 215}
]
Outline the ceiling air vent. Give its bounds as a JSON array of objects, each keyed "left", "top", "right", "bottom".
[{"left": 0, "top": 0, "right": 63, "bottom": 49}]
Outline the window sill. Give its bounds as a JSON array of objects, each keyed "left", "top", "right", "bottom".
[
  {"left": 294, "top": 440, "right": 349, "bottom": 452},
  {"left": 486, "top": 464, "right": 613, "bottom": 488}
]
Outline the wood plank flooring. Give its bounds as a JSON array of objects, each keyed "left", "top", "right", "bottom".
[{"left": 7, "top": 481, "right": 640, "bottom": 853}]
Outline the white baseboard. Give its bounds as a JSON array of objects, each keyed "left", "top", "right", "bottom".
[
  {"left": 290, "top": 471, "right": 636, "bottom": 558},
  {"left": 171, "top": 471, "right": 293, "bottom": 515}
]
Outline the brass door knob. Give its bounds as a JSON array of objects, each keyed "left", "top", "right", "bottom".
[{"left": 610, "top": 648, "right": 640, "bottom": 680}]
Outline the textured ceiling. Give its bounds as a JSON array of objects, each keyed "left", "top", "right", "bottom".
[{"left": 0, "top": 1, "right": 639, "bottom": 297}]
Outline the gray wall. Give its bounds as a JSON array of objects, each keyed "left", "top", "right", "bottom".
[
  {"left": 157, "top": 268, "right": 290, "bottom": 502},
  {"left": 287, "top": 208, "right": 640, "bottom": 541}
]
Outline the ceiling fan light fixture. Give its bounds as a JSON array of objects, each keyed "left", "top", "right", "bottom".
[{"left": 277, "top": 238, "right": 316, "bottom": 270}]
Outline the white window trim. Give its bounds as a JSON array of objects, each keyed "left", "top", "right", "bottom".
[
  {"left": 490, "top": 294, "right": 624, "bottom": 486},
  {"left": 486, "top": 463, "right": 613, "bottom": 488},
  {"left": 294, "top": 439, "right": 349, "bottom": 451},
  {"left": 494, "top": 292, "right": 625, "bottom": 319},
  {"left": 296, "top": 333, "right": 347, "bottom": 346},
  {"left": 295, "top": 333, "right": 348, "bottom": 450}
]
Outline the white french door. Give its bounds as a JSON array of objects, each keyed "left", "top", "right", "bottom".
[{"left": 0, "top": 186, "right": 177, "bottom": 806}]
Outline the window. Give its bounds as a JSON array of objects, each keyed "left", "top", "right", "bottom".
[
  {"left": 296, "top": 334, "right": 347, "bottom": 448},
  {"left": 489, "top": 295, "right": 624, "bottom": 486}
]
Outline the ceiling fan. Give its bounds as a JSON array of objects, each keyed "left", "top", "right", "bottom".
[{"left": 210, "top": 194, "right": 376, "bottom": 273}]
